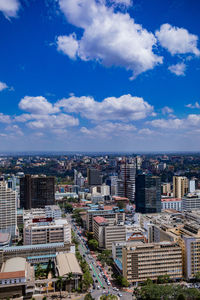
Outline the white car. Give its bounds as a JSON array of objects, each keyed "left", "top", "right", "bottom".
[{"left": 97, "top": 286, "right": 100, "bottom": 290}]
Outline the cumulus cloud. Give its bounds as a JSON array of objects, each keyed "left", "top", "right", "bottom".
[
  {"left": 148, "top": 118, "right": 184, "bottom": 129},
  {"left": 0, "top": 0, "right": 20, "bottom": 18},
  {"left": 156, "top": 24, "right": 200, "bottom": 56},
  {"left": 0, "top": 113, "right": 11, "bottom": 124},
  {"left": 148, "top": 114, "right": 200, "bottom": 130},
  {"left": 0, "top": 81, "right": 8, "bottom": 91},
  {"left": 57, "top": 34, "right": 79, "bottom": 59},
  {"left": 57, "top": 0, "right": 163, "bottom": 78},
  {"left": 110, "top": 0, "right": 132, "bottom": 6},
  {"left": 19, "top": 96, "right": 60, "bottom": 114},
  {"left": 168, "top": 63, "right": 186, "bottom": 76},
  {"left": 186, "top": 102, "right": 200, "bottom": 109},
  {"left": 138, "top": 128, "right": 153, "bottom": 135},
  {"left": 27, "top": 113, "right": 79, "bottom": 130},
  {"left": 56, "top": 94, "right": 154, "bottom": 121},
  {"left": 5, "top": 124, "right": 23, "bottom": 136},
  {"left": 80, "top": 122, "right": 136, "bottom": 138}
]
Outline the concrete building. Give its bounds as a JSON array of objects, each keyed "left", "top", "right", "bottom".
[
  {"left": 93, "top": 216, "right": 126, "bottom": 250},
  {"left": 45, "top": 205, "right": 62, "bottom": 219},
  {"left": 24, "top": 218, "right": 71, "bottom": 245},
  {"left": 161, "top": 183, "right": 172, "bottom": 196},
  {"left": 0, "top": 181, "right": 17, "bottom": 237},
  {"left": 87, "top": 168, "right": 102, "bottom": 186},
  {"left": 122, "top": 242, "right": 182, "bottom": 284},
  {"left": 0, "top": 257, "right": 34, "bottom": 298},
  {"left": 173, "top": 176, "right": 188, "bottom": 198},
  {"left": 161, "top": 198, "right": 182, "bottom": 211},
  {"left": 86, "top": 206, "right": 125, "bottom": 232},
  {"left": 20, "top": 175, "right": 55, "bottom": 209},
  {"left": 182, "top": 193, "right": 200, "bottom": 211},
  {"left": 0, "top": 242, "right": 72, "bottom": 265}
]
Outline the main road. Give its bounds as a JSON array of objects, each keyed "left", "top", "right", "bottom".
[{"left": 67, "top": 214, "right": 132, "bottom": 300}]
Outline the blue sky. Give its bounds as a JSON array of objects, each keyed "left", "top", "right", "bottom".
[{"left": 0, "top": 0, "right": 200, "bottom": 152}]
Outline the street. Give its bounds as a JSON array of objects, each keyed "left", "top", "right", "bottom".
[{"left": 67, "top": 214, "right": 132, "bottom": 300}]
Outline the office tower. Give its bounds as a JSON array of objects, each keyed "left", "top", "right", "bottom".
[
  {"left": 122, "top": 242, "right": 182, "bottom": 284},
  {"left": 117, "top": 163, "right": 136, "bottom": 202},
  {"left": 161, "top": 183, "right": 171, "bottom": 195},
  {"left": 20, "top": 175, "right": 55, "bottom": 209},
  {"left": 135, "top": 174, "right": 161, "bottom": 213},
  {"left": 189, "top": 178, "right": 196, "bottom": 193},
  {"left": 136, "top": 156, "right": 142, "bottom": 170},
  {"left": 87, "top": 168, "right": 102, "bottom": 186},
  {"left": 0, "top": 181, "right": 17, "bottom": 237},
  {"left": 173, "top": 176, "right": 188, "bottom": 198}
]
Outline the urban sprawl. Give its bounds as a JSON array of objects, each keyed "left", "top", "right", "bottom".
[{"left": 1, "top": 153, "right": 200, "bottom": 299}]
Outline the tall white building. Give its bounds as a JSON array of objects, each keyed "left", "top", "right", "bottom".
[{"left": 0, "top": 181, "right": 17, "bottom": 237}]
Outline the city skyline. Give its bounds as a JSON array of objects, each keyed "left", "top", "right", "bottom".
[{"left": 0, "top": 0, "right": 200, "bottom": 151}]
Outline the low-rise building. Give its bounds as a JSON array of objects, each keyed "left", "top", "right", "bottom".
[
  {"left": 0, "top": 257, "right": 34, "bottom": 298},
  {"left": 161, "top": 198, "right": 182, "bottom": 211},
  {"left": 24, "top": 218, "right": 71, "bottom": 245}
]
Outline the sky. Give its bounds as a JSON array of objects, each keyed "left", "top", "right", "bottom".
[{"left": 0, "top": 0, "right": 200, "bottom": 152}]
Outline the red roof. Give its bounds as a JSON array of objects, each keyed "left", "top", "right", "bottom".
[
  {"left": 0, "top": 271, "right": 25, "bottom": 280},
  {"left": 93, "top": 216, "right": 107, "bottom": 224},
  {"left": 161, "top": 198, "right": 181, "bottom": 202}
]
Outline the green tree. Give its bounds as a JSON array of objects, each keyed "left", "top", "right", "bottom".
[
  {"left": 56, "top": 276, "right": 64, "bottom": 299},
  {"left": 157, "top": 274, "right": 170, "bottom": 284},
  {"left": 116, "top": 275, "right": 129, "bottom": 287},
  {"left": 88, "top": 239, "right": 98, "bottom": 250},
  {"left": 84, "top": 293, "right": 94, "bottom": 300},
  {"left": 194, "top": 272, "right": 200, "bottom": 282},
  {"left": 66, "top": 272, "right": 73, "bottom": 297},
  {"left": 176, "top": 294, "right": 186, "bottom": 300}
]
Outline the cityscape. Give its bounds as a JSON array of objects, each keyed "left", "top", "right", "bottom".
[{"left": 0, "top": 0, "right": 200, "bottom": 300}]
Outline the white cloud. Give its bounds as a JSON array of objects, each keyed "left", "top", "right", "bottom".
[
  {"left": 138, "top": 128, "right": 153, "bottom": 135},
  {"left": 56, "top": 94, "right": 154, "bottom": 121},
  {"left": 5, "top": 125, "right": 23, "bottom": 136},
  {"left": 156, "top": 24, "right": 200, "bottom": 56},
  {"left": 57, "top": 0, "right": 163, "bottom": 78},
  {"left": 0, "top": 0, "right": 20, "bottom": 18},
  {"left": 19, "top": 96, "right": 60, "bottom": 115},
  {"left": 27, "top": 113, "right": 79, "bottom": 130},
  {"left": 80, "top": 122, "right": 136, "bottom": 138},
  {"left": 110, "top": 0, "right": 132, "bottom": 6},
  {"left": 168, "top": 63, "right": 186, "bottom": 76},
  {"left": 0, "top": 113, "right": 11, "bottom": 124},
  {"left": 186, "top": 102, "right": 200, "bottom": 109},
  {"left": 57, "top": 34, "right": 79, "bottom": 59},
  {"left": 0, "top": 81, "right": 8, "bottom": 91},
  {"left": 148, "top": 118, "right": 184, "bottom": 129},
  {"left": 162, "top": 106, "right": 174, "bottom": 114}
]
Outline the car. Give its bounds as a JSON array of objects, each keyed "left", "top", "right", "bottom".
[
  {"left": 95, "top": 280, "right": 98, "bottom": 283},
  {"left": 97, "top": 286, "right": 100, "bottom": 290},
  {"left": 93, "top": 274, "right": 96, "bottom": 278},
  {"left": 118, "top": 293, "right": 122, "bottom": 297}
]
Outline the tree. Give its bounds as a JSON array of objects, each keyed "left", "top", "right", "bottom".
[
  {"left": 157, "top": 274, "right": 170, "bottom": 284},
  {"left": 116, "top": 275, "right": 129, "bottom": 287},
  {"left": 176, "top": 294, "right": 186, "bottom": 300},
  {"left": 88, "top": 239, "right": 98, "bottom": 250},
  {"left": 84, "top": 293, "right": 94, "bottom": 300},
  {"left": 194, "top": 272, "right": 200, "bottom": 282},
  {"left": 56, "top": 276, "right": 64, "bottom": 299},
  {"left": 66, "top": 272, "right": 73, "bottom": 297}
]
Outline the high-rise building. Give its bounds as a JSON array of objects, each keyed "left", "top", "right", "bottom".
[
  {"left": 87, "top": 168, "right": 102, "bottom": 186},
  {"left": 173, "top": 176, "right": 188, "bottom": 198},
  {"left": 135, "top": 174, "right": 161, "bottom": 213},
  {"left": 20, "top": 175, "right": 55, "bottom": 209},
  {"left": 0, "top": 181, "right": 17, "bottom": 237},
  {"left": 117, "top": 163, "right": 136, "bottom": 202}
]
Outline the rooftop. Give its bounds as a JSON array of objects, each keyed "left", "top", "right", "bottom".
[
  {"left": 93, "top": 216, "right": 107, "bottom": 224},
  {"left": 56, "top": 253, "right": 83, "bottom": 277}
]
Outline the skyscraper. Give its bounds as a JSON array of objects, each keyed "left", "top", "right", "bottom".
[
  {"left": 20, "top": 175, "right": 55, "bottom": 209},
  {"left": 87, "top": 168, "right": 102, "bottom": 186},
  {"left": 117, "top": 163, "right": 136, "bottom": 202},
  {"left": 173, "top": 176, "right": 188, "bottom": 198},
  {"left": 0, "top": 181, "right": 17, "bottom": 237},
  {"left": 135, "top": 174, "right": 161, "bottom": 213}
]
